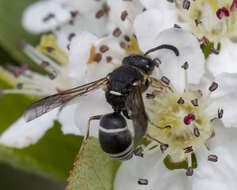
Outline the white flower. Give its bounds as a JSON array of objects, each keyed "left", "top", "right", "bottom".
[
  {"left": 0, "top": 34, "right": 82, "bottom": 148},
  {"left": 0, "top": 0, "right": 146, "bottom": 148},
  {"left": 22, "top": 0, "right": 109, "bottom": 52},
  {"left": 114, "top": 26, "right": 237, "bottom": 189},
  {"left": 138, "top": 0, "right": 237, "bottom": 76}
]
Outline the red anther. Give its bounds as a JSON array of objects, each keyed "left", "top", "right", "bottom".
[
  {"left": 188, "top": 113, "right": 195, "bottom": 121},
  {"left": 216, "top": 7, "right": 230, "bottom": 19},
  {"left": 231, "top": 0, "right": 237, "bottom": 11},
  {"left": 184, "top": 114, "right": 195, "bottom": 125}
]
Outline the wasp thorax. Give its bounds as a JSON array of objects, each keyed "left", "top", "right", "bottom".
[
  {"left": 146, "top": 89, "right": 213, "bottom": 163},
  {"left": 177, "top": 0, "right": 237, "bottom": 42}
]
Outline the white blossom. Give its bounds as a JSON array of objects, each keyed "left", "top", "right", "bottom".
[
  {"left": 114, "top": 26, "right": 237, "bottom": 190},
  {"left": 138, "top": 0, "right": 237, "bottom": 76}
]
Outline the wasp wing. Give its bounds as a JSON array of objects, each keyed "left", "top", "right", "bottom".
[
  {"left": 24, "top": 77, "right": 109, "bottom": 122},
  {"left": 126, "top": 85, "right": 148, "bottom": 142}
]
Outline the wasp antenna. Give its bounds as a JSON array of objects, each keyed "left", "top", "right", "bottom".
[{"left": 144, "top": 44, "right": 179, "bottom": 56}]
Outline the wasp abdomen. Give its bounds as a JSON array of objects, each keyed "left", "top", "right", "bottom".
[{"left": 99, "top": 113, "right": 133, "bottom": 160}]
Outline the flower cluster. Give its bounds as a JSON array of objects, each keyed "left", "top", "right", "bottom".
[{"left": 1, "top": 0, "right": 237, "bottom": 189}]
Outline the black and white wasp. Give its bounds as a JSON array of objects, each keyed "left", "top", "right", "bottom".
[{"left": 24, "top": 44, "right": 179, "bottom": 160}]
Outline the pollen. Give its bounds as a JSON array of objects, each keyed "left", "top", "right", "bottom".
[
  {"left": 124, "top": 35, "right": 143, "bottom": 54},
  {"left": 146, "top": 89, "right": 213, "bottom": 162},
  {"left": 36, "top": 34, "right": 68, "bottom": 66}
]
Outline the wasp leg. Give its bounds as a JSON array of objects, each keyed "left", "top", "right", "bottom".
[
  {"left": 78, "top": 115, "right": 104, "bottom": 155},
  {"left": 84, "top": 115, "right": 103, "bottom": 140},
  {"left": 122, "top": 110, "right": 131, "bottom": 119}
]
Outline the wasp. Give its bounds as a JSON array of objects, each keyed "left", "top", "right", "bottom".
[{"left": 24, "top": 44, "right": 179, "bottom": 160}]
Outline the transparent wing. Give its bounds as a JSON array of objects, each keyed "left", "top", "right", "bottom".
[
  {"left": 24, "top": 77, "right": 109, "bottom": 122},
  {"left": 126, "top": 85, "right": 148, "bottom": 142}
]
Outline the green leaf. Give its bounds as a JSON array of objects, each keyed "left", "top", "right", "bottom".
[
  {"left": 67, "top": 137, "right": 120, "bottom": 190},
  {"left": 0, "top": 0, "right": 40, "bottom": 66},
  {"left": 0, "top": 122, "right": 83, "bottom": 181}
]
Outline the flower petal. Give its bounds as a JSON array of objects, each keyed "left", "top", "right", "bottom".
[
  {"left": 74, "top": 89, "right": 113, "bottom": 137},
  {"left": 0, "top": 109, "right": 58, "bottom": 148},
  {"left": 107, "top": 0, "right": 144, "bottom": 34},
  {"left": 210, "top": 73, "right": 237, "bottom": 128},
  {"left": 52, "top": 0, "right": 104, "bottom": 14},
  {"left": 145, "top": 28, "right": 205, "bottom": 92},
  {"left": 207, "top": 39, "right": 237, "bottom": 76},
  {"left": 57, "top": 104, "right": 81, "bottom": 135},
  {"left": 193, "top": 121, "right": 237, "bottom": 190},
  {"left": 134, "top": 8, "right": 177, "bottom": 52},
  {"left": 68, "top": 32, "right": 98, "bottom": 85},
  {"left": 114, "top": 152, "right": 192, "bottom": 190},
  {"left": 55, "top": 25, "right": 81, "bottom": 52},
  {"left": 22, "top": 1, "right": 71, "bottom": 34}
]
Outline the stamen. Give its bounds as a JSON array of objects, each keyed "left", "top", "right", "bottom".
[
  {"left": 70, "top": 11, "right": 78, "bottom": 18},
  {"left": 120, "top": 41, "right": 127, "bottom": 49},
  {"left": 216, "top": 7, "right": 230, "bottom": 20},
  {"left": 181, "top": 61, "right": 189, "bottom": 70},
  {"left": 184, "top": 114, "right": 196, "bottom": 125},
  {"left": 48, "top": 73, "right": 56, "bottom": 80},
  {"left": 94, "top": 53, "right": 102, "bottom": 63},
  {"left": 195, "top": 19, "right": 202, "bottom": 26},
  {"left": 186, "top": 167, "right": 193, "bottom": 176},
  {"left": 177, "top": 97, "right": 185, "bottom": 104},
  {"left": 193, "top": 127, "right": 200, "bottom": 137},
  {"left": 18, "top": 40, "right": 62, "bottom": 74},
  {"left": 112, "top": 27, "right": 122, "bottom": 37},
  {"left": 199, "top": 37, "right": 209, "bottom": 46},
  {"left": 174, "top": 24, "right": 182, "bottom": 29},
  {"left": 182, "top": 61, "right": 189, "bottom": 90},
  {"left": 68, "top": 33, "right": 76, "bottom": 41},
  {"left": 191, "top": 98, "right": 198, "bottom": 106},
  {"left": 133, "top": 146, "right": 144, "bottom": 157},
  {"left": 41, "top": 61, "right": 50, "bottom": 69},
  {"left": 210, "top": 47, "right": 219, "bottom": 55},
  {"left": 121, "top": 10, "right": 128, "bottom": 21},
  {"left": 95, "top": 9, "right": 104, "bottom": 19},
  {"left": 5, "top": 64, "right": 22, "bottom": 78},
  {"left": 184, "top": 146, "right": 193, "bottom": 153},
  {"left": 208, "top": 154, "right": 218, "bottom": 162},
  {"left": 183, "top": 0, "right": 190, "bottom": 10},
  {"left": 99, "top": 45, "right": 109, "bottom": 53},
  {"left": 160, "top": 144, "right": 169, "bottom": 152},
  {"left": 138, "top": 179, "right": 148, "bottom": 185},
  {"left": 146, "top": 134, "right": 165, "bottom": 144},
  {"left": 103, "top": 4, "right": 110, "bottom": 15},
  {"left": 161, "top": 76, "right": 170, "bottom": 86},
  {"left": 43, "top": 13, "right": 55, "bottom": 22},
  {"left": 36, "top": 34, "right": 68, "bottom": 66},
  {"left": 231, "top": 0, "right": 237, "bottom": 11},
  {"left": 209, "top": 82, "right": 218, "bottom": 92},
  {"left": 106, "top": 56, "right": 112, "bottom": 63},
  {"left": 218, "top": 108, "right": 224, "bottom": 119}
]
